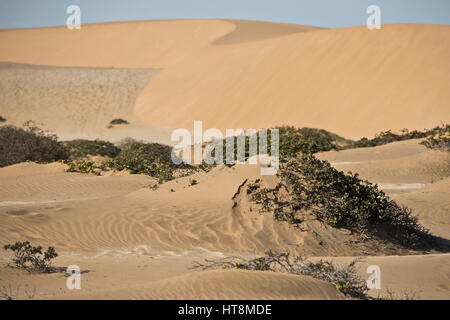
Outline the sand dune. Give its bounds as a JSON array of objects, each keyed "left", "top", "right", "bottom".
[
  {"left": 318, "top": 139, "right": 450, "bottom": 240},
  {"left": 317, "top": 139, "right": 450, "bottom": 188},
  {"left": 136, "top": 24, "right": 450, "bottom": 138},
  {"left": 2, "top": 21, "right": 447, "bottom": 139},
  {"left": 0, "top": 19, "right": 317, "bottom": 68},
  {"left": 213, "top": 19, "right": 322, "bottom": 45},
  {"left": 392, "top": 178, "right": 450, "bottom": 240},
  {"left": 1, "top": 137, "right": 449, "bottom": 299},
  {"left": 328, "top": 253, "right": 450, "bottom": 300},
  {"left": 0, "top": 20, "right": 234, "bottom": 68},
  {"left": 0, "top": 62, "right": 173, "bottom": 143}
]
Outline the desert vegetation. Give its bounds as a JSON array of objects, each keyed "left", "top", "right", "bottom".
[
  {"left": 0, "top": 121, "right": 67, "bottom": 167},
  {"left": 350, "top": 124, "right": 449, "bottom": 149},
  {"left": 192, "top": 250, "right": 369, "bottom": 299},
  {"left": 0, "top": 122, "right": 192, "bottom": 180},
  {"left": 108, "top": 118, "right": 129, "bottom": 127},
  {"left": 62, "top": 160, "right": 102, "bottom": 176},
  {"left": 0, "top": 115, "right": 6, "bottom": 123},
  {"left": 4, "top": 241, "right": 58, "bottom": 273},
  {"left": 105, "top": 142, "right": 180, "bottom": 180},
  {"left": 64, "top": 139, "right": 121, "bottom": 159},
  {"left": 246, "top": 155, "right": 432, "bottom": 249},
  {"left": 206, "top": 126, "right": 351, "bottom": 165},
  {"left": 419, "top": 124, "right": 450, "bottom": 151}
]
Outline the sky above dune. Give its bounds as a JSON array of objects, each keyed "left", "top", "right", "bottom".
[{"left": 0, "top": 0, "right": 449, "bottom": 29}]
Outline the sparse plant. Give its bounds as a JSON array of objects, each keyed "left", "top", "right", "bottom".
[
  {"left": 4, "top": 241, "right": 58, "bottom": 273},
  {"left": 351, "top": 124, "right": 449, "bottom": 149},
  {"left": 419, "top": 124, "right": 450, "bottom": 151},
  {"left": 115, "top": 137, "right": 141, "bottom": 150},
  {"left": 189, "top": 179, "right": 198, "bottom": 186},
  {"left": 192, "top": 250, "right": 369, "bottom": 299},
  {"left": 0, "top": 283, "right": 37, "bottom": 300},
  {"left": 63, "top": 160, "right": 101, "bottom": 176},
  {"left": 109, "top": 118, "right": 129, "bottom": 126},
  {"left": 146, "top": 183, "right": 159, "bottom": 190},
  {"left": 0, "top": 115, "right": 6, "bottom": 123},
  {"left": 381, "top": 288, "right": 419, "bottom": 300}
]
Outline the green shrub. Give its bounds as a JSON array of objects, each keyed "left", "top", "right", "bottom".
[
  {"left": 419, "top": 124, "right": 450, "bottom": 151},
  {"left": 246, "top": 155, "right": 431, "bottom": 248},
  {"left": 63, "top": 160, "right": 101, "bottom": 175},
  {"left": 279, "top": 155, "right": 430, "bottom": 247},
  {"left": 351, "top": 124, "right": 449, "bottom": 148},
  {"left": 65, "top": 139, "right": 120, "bottom": 159},
  {"left": 276, "top": 126, "right": 351, "bottom": 156},
  {"left": 207, "top": 126, "right": 350, "bottom": 165},
  {"left": 108, "top": 142, "right": 184, "bottom": 180},
  {"left": 4, "top": 241, "right": 58, "bottom": 273},
  {"left": 109, "top": 118, "right": 129, "bottom": 125},
  {"left": 115, "top": 137, "right": 141, "bottom": 150},
  {"left": 0, "top": 115, "right": 6, "bottom": 123},
  {"left": 0, "top": 122, "right": 68, "bottom": 168}
]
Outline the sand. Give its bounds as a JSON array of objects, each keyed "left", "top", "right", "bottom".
[
  {"left": 0, "top": 62, "right": 172, "bottom": 143},
  {"left": 135, "top": 23, "right": 450, "bottom": 138},
  {"left": 0, "top": 19, "right": 449, "bottom": 300}
]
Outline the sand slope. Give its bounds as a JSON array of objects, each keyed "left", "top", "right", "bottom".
[
  {"left": 136, "top": 24, "right": 450, "bottom": 138},
  {"left": 1, "top": 137, "right": 449, "bottom": 299},
  {"left": 0, "top": 62, "right": 172, "bottom": 143},
  {"left": 2, "top": 22, "right": 448, "bottom": 140},
  {"left": 318, "top": 139, "right": 450, "bottom": 238},
  {"left": 0, "top": 19, "right": 317, "bottom": 68},
  {"left": 317, "top": 139, "right": 450, "bottom": 188}
]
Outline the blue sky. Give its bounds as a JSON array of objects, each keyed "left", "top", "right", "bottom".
[{"left": 0, "top": 0, "right": 449, "bottom": 29}]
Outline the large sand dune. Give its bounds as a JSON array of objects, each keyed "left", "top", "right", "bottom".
[
  {"left": 0, "top": 62, "right": 173, "bottom": 143},
  {"left": 136, "top": 24, "right": 450, "bottom": 138},
  {"left": 1, "top": 21, "right": 448, "bottom": 138},
  {"left": 0, "top": 19, "right": 317, "bottom": 68}
]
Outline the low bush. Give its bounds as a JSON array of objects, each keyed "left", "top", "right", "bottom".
[
  {"left": 0, "top": 115, "right": 6, "bottom": 123},
  {"left": 246, "top": 155, "right": 431, "bottom": 248},
  {"left": 115, "top": 137, "right": 141, "bottom": 150},
  {"left": 351, "top": 124, "right": 449, "bottom": 148},
  {"left": 276, "top": 126, "right": 351, "bottom": 156},
  {"left": 206, "top": 126, "right": 351, "bottom": 165},
  {"left": 419, "top": 124, "right": 450, "bottom": 151},
  {"left": 108, "top": 142, "right": 184, "bottom": 180},
  {"left": 192, "top": 250, "right": 369, "bottom": 299},
  {"left": 62, "top": 160, "right": 101, "bottom": 176},
  {"left": 4, "top": 241, "right": 58, "bottom": 273},
  {"left": 65, "top": 139, "right": 120, "bottom": 159},
  {"left": 0, "top": 122, "right": 67, "bottom": 167},
  {"left": 109, "top": 118, "right": 129, "bottom": 125}
]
